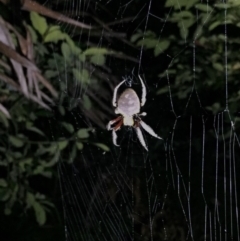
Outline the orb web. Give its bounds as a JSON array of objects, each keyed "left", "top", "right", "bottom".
[{"left": 46, "top": 0, "right": 240, "bottom": 240}]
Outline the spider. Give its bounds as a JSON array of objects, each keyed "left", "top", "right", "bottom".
[{"left": 107, "top": 75, "right": 162, "bottom": 151}]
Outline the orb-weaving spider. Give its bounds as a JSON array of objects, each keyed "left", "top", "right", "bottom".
[{"left": 107, "top": 75, "right": 162, "bottom": 151}]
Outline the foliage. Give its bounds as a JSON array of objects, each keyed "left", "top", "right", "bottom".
[
  {"left": 131, "top": 0, "right": 240, "bottom": 117},
  {"left": 0, "top": 7, "right": 111, "bottom": 230}
]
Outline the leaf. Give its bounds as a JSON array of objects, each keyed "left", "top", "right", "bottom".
[
  {"left": 79, "top": 54, "right": 86, "bottom": 62},
  {"left": 30, "top": 12, "right": 48, "bottom": 35},
  {"left": 44, "top": 70, "right": 58, "bottom": 79},
  {"left": 77, "top": 129, "right": 89, "bottom": 139},
  {"left": 209, "top": 21, "right": 221, "bottom": 31},
  {"left": 130, "top": 32, "right": 143, "bottom": 43},
  {"left": 180, "top": 27, "right": 188, "bottom": 39},
  {"left": 19, "top": 158, "right": 33, "bottom": 172},
  {"left": 61, "top": 122, "right": 74, "bottom": 133},
  {"left": 0, "top": 111, "right": 9, "bottom": 128},
  {"left": 165, "top": 0, "right": 175, "bottom": 7},
  {"left": 4, "top": 208, "right": 11, "bottom": 215},
  {"left": 0, "top": 179, "right": 7, "bottom": 187},
  {"left": 33, "top": 201, "right": 46, "bottom": 225},
  {"left": 186, "top": 0, "right": 199, "bottom": 9},
  {"left": 137, "top": 38, "right": 158, "bottom": 49},
  {"left": 65, "top": 35, "right": 82, "bottom": 54},
  {"left": 154, "top": 40, "right": 170, "bottom": 56},
  {"left": 76, "top": 142, "right": 83, "bottom": 150},
  {"left": 58, "top": 140, "right": 68, "bottom": 150},
  {"left": 72, "top": 68, "right": 90, "bottom": 84},
  {"left": 41, "top": 151, "right": 59, "bottom": 167},
  {"left": 94, "top": 143, "right": 110, "bottom": 152},
  {"left": 165, "top": 0, "right": 198, "bottom": 9},
  {"left": 213, "top": 63, "right": 223, "bottom": 72},
  {"left": 48, "top": 25, "right": 60, "bottom": 32},
  {"left": 61, "top": 42, "right": 71, "bottom": 61},
  {"left": 0, "top": 189, "right": 10, "bottom": 201},
  {"left": 83, "top": 95, "right": 92, "bottom": 110},
  {"left": 214, "top": 3, "right": 230, "bottom": 9},
  {"left": 26, "top": 126, "right": 45, "bottom": 136},
  {"left": 58, "top": 106, "right": 65, "bottom": 116},
  {"left": 26, "top": 192, "right": 35, "bottom": 206},
  {"left": 157, "top": 86, "right": 169, "bottom": 95},
  {"left": 69, "top": 145, "right": 77, "bottom": 163},
  {"left": 90, "top": 54, "right": 106, "bottom": 66},
  {"left": 44, "top": 30, "right": 66, "bottom": 43},
  {"left": 83, "top": 47, "right": 109, "bottom": 55},
  {"left": 9, "top": 136, "right": 24, "bottom": 148},
  {"left": 195, "top": 3, "right": 213, "bottom": 12}
]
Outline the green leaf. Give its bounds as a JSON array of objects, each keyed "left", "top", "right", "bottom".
[
  {"left": 26, "top": 126, "right": 45, "bottom": 136},
  {"left": 165, "top": 0, "right": 175, "bottom": 7},
  {"left": 30, "top": 12, "right": 48, "bottom": 35},
  {"left": 44, "top": 70, "right": 58, "bottom": 79},
  {"left": 69, "top": 145, "right": 77, "bottom": 163},
  {"left": 0, "top": 111, "right": 9, "bottom": 128},
  {"left": 33, "top": 201, "right": 46, "bottom": 225},
  {"left": 41, "top": 151, "right": 59, "bottom": 167},
  {"left": 9, "top": 136, "right": 24, "bottom": 148},
  {"left": 137, "top": 38, "right": 158, "bottom": 49},
  {"left": 77, "top": 129, "right": 89, "bottom": 139},
  {"left": 154, "top": 40, "right": 170, "bottom": 56},
  {"left": 213, "top": 63, "right": 223, "bottom": 72},
  {"left": 214, "top": 3, "right": 230, "bottom": 9},
  {"left": 130, "top": 32, "right": 143, "bottom": 43},
  {"left": 48, "top": 25, "right": 60, "bottom": 32},
  {"left": 94, "top": 143, "right": 110, "bottom": 152},
  {"left": 65, "top": 35, "right": 82, "bottom": 54},
  {"left": 0, "top": 189, "right": 10, "bottom": 201},
  {"left": 195, "top": 3, "right": 213, "bottom": 12},
  {"left": 83, "top": 47, "right": 109, "bottom": 55},
  {"left": 58, "top": 106, "right": 65, "bottom": 116},
  {"left": 58, "top": 140, "right": 68, "bottom": 150},
  {"left": 72, "top": 68, "right": 90, "bottom": 84},
  {"left": 165, "top": 0, "right": 198, "bottom": 9},
  {"left": 83, "top": 95, "right": 92, "bottom": 110},
  {"left": 180, "top": 27, "right": 188, "bottom": 39},
  {"left": 61, "top": 122, "right": 74, "bottom": 133},
  {"left": 157, "top": 86, "right": 169, "bottom": 95},
  {"left": 44, "top": 30, "right": 66, "bottom": 43},
  {"left": 61, "top": 42, "right": 71, "bottom": 61},
  {"left": 76, "top": 142, "right": 83, "bottom": 150},
  {"left": 19, "top": 158, "right": 33, "bottom": 171},
  {"left": 26, "top": 192, "right": 35, "bottom": 206},
  {"left": 90, "top": 54, "right": 106, "bottom": 66},
  {"left": 4, "top": 207, "right": 11, "bottom": 215},
  {"left": 0, "top": 179, "right": 7, "bottom": 187},
  {"left": 79, "top": 54, "right": 86, "bottom": 62},
  {"left": 209, "top": 21, "right": 221, "bottom": 31}
]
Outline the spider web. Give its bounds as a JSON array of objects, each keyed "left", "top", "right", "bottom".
[{"left": 47, "top": 0, "right": 240, "bottom": 240}]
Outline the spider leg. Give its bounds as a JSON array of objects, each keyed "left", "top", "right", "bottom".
[
  {"left": 114, "top": 118, "right": 123, "bottom": 131},
  {"left": 135, "top": 127, "right": 148, "bottom": 151},
  {"left": 140, "top": 120, "right": 162, "bottom": 139},
  {"left": 112, "top": 79, "right": 126, "bottom": 107},
  {"left": 138, "top": 75, "right": 147, "bottom": 106},
  {"left": 139, "top": 112, "right": 147, "bottom": 116},
  {"left": 112, "top": 130, "right": 119, "bottom": 146},
  {"left": 107, "top": 116, "right": 122, "bottom": 130}
]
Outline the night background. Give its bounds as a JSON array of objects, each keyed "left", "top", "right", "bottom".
[{"left": 0, "top": 0, "right": 240, "bottom": 240}]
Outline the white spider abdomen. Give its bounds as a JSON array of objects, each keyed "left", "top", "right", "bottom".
[{"left": 116, "top": 88, "right": 140, "bottom": 116}]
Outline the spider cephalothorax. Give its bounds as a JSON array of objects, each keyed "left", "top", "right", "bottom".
[{"left": 107, "top": 75, "right": 162, "bottom": 151}]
